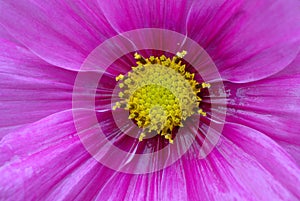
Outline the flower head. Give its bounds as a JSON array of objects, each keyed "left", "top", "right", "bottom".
[
  {"left": 0, "top": 0, "right": 300, "bottom": 200},
  {"left": 113, "top": 51, "right": 211, "bottom": 143}
]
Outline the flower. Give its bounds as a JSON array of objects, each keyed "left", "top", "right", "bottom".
[{"left": 0, "top": 0, "right": 300, "bottom": 200}]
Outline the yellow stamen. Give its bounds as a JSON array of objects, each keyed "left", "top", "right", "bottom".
[
  {"left": 202, "top": 82, "right": 211, "bottom": 88},
  {"left": 139, "top": 133, "right": 146, "bottom": 142},
  {"left": 198, "top": 109, "right": 207, "bottom": 116},
  {"left": 112, "top": 102, "right": 121, "bottom": 110},
  {"left": 134, "top": 52, "right": 142, "bottom": 59},
  {"left": 119, "top": 83, "right": 124, "bottom": 88},
  {"left": 116, "top": 74, "right": 124, "bottom": 81},
  {"left": 176, "top": 50, "right": 187, "bottom": 58},
  {"left": 113, "top": 51, "right": 209, "bottom": 143}
]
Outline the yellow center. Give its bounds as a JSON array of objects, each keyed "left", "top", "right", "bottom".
[{"left": 113, "top": 51, "right": 210, "bottom": 143}]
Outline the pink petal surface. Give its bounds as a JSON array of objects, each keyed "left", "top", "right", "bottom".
[
  {"left": 180, "top": 123, "right": 300, "bottom": 200},
  {"left": 1, "top": 109, "right": 299, "bottom": 200},
  {"left": 98, "top": 0, "right": 300, "bottom": 83},
  {"left": 0, "top": 1, "right": 116, "bottom": 70},
  {"left": 214, "top": 55, "right": 300, "bottom": 165},
  {"left": 2, "top": 0, "right": 298, "bottom": 81},
  {"left": 0, "top": 109, "right": 189, "bottom": 201},
  {"left": 0, "top": 110, "right": 92, "bottom": 200},
  {"left": 97, "top": 0, "right": 193, "bottom": 33},
  {"left": 187, "top": 0, "right": 300, "bottom": 82},
  {"left": 0, "top": 37, "right": 76, "bottom": 138}
]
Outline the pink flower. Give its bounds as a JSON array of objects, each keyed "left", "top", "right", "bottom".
[{"left": 0, "top": 0, "right": 300, "bottom": 200}]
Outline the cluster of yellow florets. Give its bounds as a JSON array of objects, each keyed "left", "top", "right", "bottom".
[{"left": 113, "top": 51, "right": 210, "bottom": 143}]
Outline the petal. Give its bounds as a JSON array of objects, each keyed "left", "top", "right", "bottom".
[
  {"left": 92, "top": 159, "right": 189, "bottom": 201},
  {"left": 0, "top": 110, "right": 107, "bottom": 200},
  {"left": 0, "top": 1, "right": 116, "bottom": 70},
  {"left": 2, "top": 109, "right": 299, "bottom": 200},
  {"left": 187, "top": 0, "right": 300, "bottom": 82},
  {"left": 181, "top": 123, "right": 300, "bottom": 200},
  {"left": 218, "top": 55, "right": 300, "bottom": 164},
  {"left": 95, "top": 122, "right": 300, "bottom": 200},
  {"left": 0, "top": 38, "right": 76, "bottom": 138},
  {"left": 99, "top": 0, "right": 300, "bottom": 83},
  {"left": 97, "top": 0, "right": 193, "bottom": 33},
  {"left": 0, "top": 109, "right": 148, "bottom": 200},
  {"left": 0, "top": 109, "right": 189, "bottom": 201}
]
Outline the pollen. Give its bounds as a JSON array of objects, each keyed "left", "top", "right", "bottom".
[{"left": 113, "top": 51, "right": 209, "bottom": 143}]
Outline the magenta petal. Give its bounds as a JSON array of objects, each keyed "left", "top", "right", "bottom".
[
  {"left": 222, "top": 55, "right": 300, "bottom": 164},
  {"left": 188, "top": 0, "right": 300, "bottom": 82},
  {"left": 94, "top": 163, "right": 190, "bottom": 201},
  {"left": 98, "top": 0, "right": 195, "bottom": 33},
  {"left": 0, "top": 39, "right": 76, "bottom": 138},
  {"left": 1, "top": 110, "right": 300, "bottom": 200},
  {"left": 97, "top": 0, "right": 193, "bottom": 33},
  {"left": 0, "top": 109, "right": 188, "bottom": 201},
  {"left": 0, "top": 110, "right": 95, "bottom": 200},
  {"left": 180, "top": 123, "right": 300, "bottom": 200},
  {"left": 0, "top": 109, "right": 144, "bottom": 200},
  {"left": 99, "top": 0, "right": 300, "bottom": 83},
  {"left": 0, "top": 1, "right": 116, "bottom": 70}
]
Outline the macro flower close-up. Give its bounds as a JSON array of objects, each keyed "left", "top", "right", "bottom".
[{"left": 1, "top": 0, "right": 300, "bottom": 200}]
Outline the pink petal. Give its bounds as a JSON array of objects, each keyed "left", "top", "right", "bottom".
[
  {"left": 97, "top": 122, "right": 300, "bottom": 200},
  {"left": 0, "top": 1, "right": 116, "bottom": 70},
  {"left": 92, "top": 159, "right": 190, "bottom": 201},
  {"left": 0, "top": 109, "right": 188, "bottom": 200},
  {"left": 187, "top": 0, "right": 300, "bottom": 82},
  {"left": 98, "top": 0, "right": 300, "bottom": 83},
  {"left": 0, "top": 38, "right": 76, "bottom": 138},
  {"left": 0, "top": 110, "right": 93, "bottom": 200},
  {"left": 180, "top": 123, "right": 300, "bottom": 200},
  {"left": 2, "top": 109, "right": 300, "bottom": 200},
  {"left": 220, "top": 55, "right": 300, "bottom": 164},
  {"left": 97, "top": 0, "right": 193, "bottom": 33}
]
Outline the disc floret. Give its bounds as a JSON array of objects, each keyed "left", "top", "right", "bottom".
[{"left": 113, "top": 51, "right": 210, "bottom": 143}]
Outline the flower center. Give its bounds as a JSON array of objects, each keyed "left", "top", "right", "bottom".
[{"left": 113, "top": 51, "right": 210, "bottom": 143}]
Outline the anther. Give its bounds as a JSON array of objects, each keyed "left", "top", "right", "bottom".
[
  {"left": 116, "top": 74, "right": 124, "bottom": 81},
  {"left": 134, "top": 52, "right": 147, "bottom": 64},
  {"left": 139, "top": 133, "right": 146, "bottom": 142},
  {"left": 176, "top": 50, "right": 187, "bottom": 58}
]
